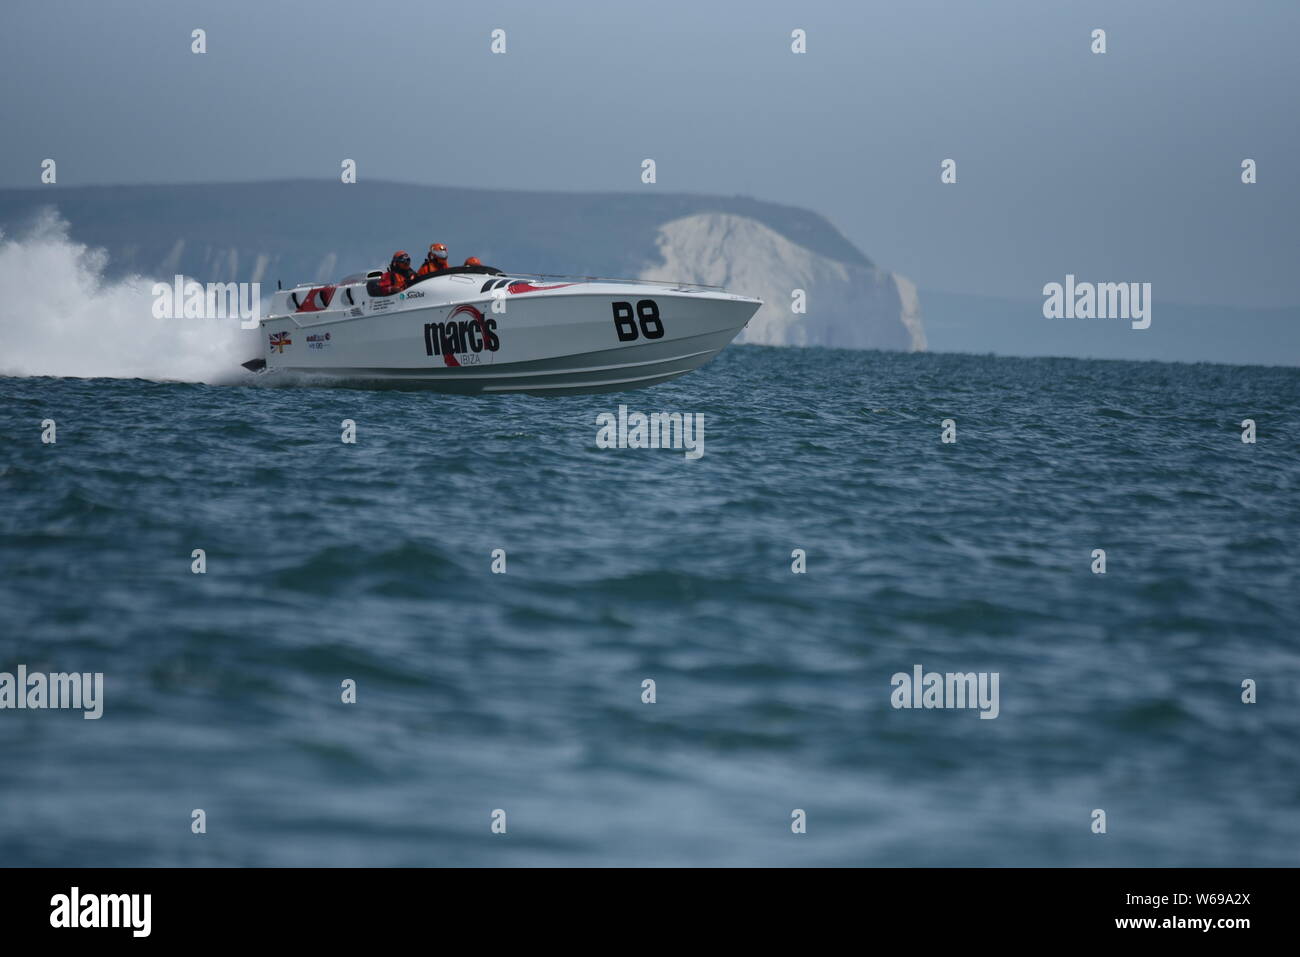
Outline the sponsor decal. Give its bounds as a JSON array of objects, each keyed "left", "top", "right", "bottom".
[
  {"left": 370, "top": 298, "right": 391, "bottom": 312},
  {"left": 269, "top": 332, "right": 292, "bottom": 353},
  {"left": 306, "top": 331, "right": 332, "bottom": 351},
  {"left": 349, "top": 307, "right": 363, "bottom": 317},
  {"left": 399, "top": 290, "right": 425, "bottom": 300},
  {"left": 423, "top": 304, "right": 500, "bottom": 367},
  {"left": 507, "top": 281, "right": 575, "bottom": 296},
  {"left": 294, "top": 284, "right": 336, "bottom": 313}
]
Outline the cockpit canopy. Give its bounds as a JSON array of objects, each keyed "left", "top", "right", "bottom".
[{"left": 367, "top": 263, "right": 505, "bottom": 297}]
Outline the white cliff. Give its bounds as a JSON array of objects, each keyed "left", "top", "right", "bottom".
[{"left": 640, "top": 213, "right": 925, "bottom": 351}]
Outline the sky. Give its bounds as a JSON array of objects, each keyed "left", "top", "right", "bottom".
[{"left": 1, "top": 0, "right": 1297, "bottom": 308}]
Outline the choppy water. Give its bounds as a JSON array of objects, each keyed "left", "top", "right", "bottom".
[{"left": 2, "top": 345, "right": 1298, "bottom": 866}]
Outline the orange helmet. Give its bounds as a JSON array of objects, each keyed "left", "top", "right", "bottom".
[
  {"left": 391, "top": 250, "right": 410, "bottom": 266},
  {"left": 429, "top": 243, "right": 448, "bottom": 259},
  {"left": 464, "top": 256, "right": 482, "bottom": 267}
]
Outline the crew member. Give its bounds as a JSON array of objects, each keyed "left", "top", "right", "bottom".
[
  {"left": 378, "top": 250, "right": 416, "bottom": 294},
  {"left": 464, "top": 256, "right": 482, "bottom": 267},
  {"left": 418, "top": 243, "right": 449, "bottom": 276}
]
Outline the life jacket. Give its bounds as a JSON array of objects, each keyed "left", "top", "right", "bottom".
[
  {"left": 418, "top": 258, "right": 448, "bottom": 276},
  {"left": 379, "top": 268, "right": 413, "bottom": 294}
]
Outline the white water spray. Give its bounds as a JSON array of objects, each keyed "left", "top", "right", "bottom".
[{"left": 0, "top": 209, "right": 254, "bottom": 382}]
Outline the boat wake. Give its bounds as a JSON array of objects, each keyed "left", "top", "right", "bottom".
[{"left": 0, "top": 209, "right": 253, "bottom": 383}]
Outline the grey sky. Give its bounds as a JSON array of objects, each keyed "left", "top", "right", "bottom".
[{"left": 2, "top": 0, "right": 1296, "bottom": 307}]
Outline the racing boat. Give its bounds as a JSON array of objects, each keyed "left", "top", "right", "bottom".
[{"left": 243, "top": 264, "right": 761, "bottom": 394}]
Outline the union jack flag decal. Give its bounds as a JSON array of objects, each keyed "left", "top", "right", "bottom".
[{"left": 269, "top": 332, "right": 292, "bottom": 353}]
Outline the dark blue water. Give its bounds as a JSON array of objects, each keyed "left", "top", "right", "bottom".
[{"left": 2, "top": 346, "right": 1298, "bottom": 866}]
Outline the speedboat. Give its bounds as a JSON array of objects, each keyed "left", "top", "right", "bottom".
[{"left": 243, "top": 264, "right": 761, "bottom": 394}]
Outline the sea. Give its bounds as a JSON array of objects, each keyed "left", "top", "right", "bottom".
[{"left": 1, "top": 345, "right": 1298, "bottom": 866}]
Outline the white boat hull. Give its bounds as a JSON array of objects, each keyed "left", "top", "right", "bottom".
[{"left": 258, "top": 272, "right": 761, "bottom": 395}]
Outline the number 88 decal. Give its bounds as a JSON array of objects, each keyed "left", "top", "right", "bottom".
[{"left": 612, "top": 300, "right": 665, "bottom": 341}]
